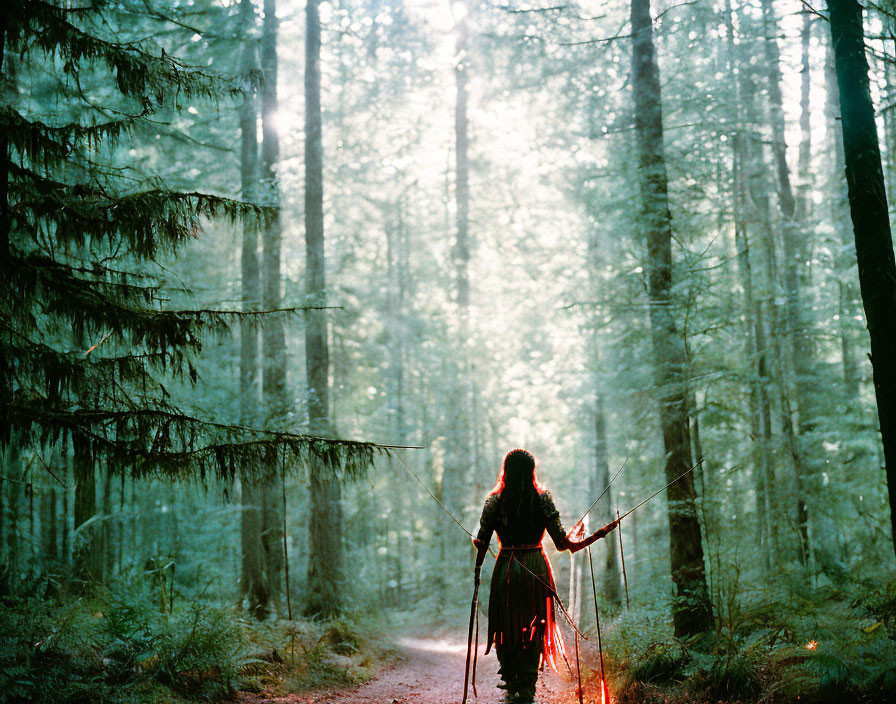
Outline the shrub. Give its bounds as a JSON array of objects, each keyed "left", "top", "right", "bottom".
[
  {"left": 155, "top": 602, "right": 253, "bottom": 698},
  {"left": 322, "top": 619, "right": 361, "bottom": 656},
  {"left": 689, "top": 651, "right": 761, "bottom": 700},
  {"left": 625, "top": 640, "right": 691, "bottom": 685},
  {"left": 0, "top": 574, "right": 253, "bottom": 704},
  {"left": 0, "top": 578, "right": 111, "bottom": 704},
  {"left": 858, "top": 580, "right": 896, "bottom": 641}
]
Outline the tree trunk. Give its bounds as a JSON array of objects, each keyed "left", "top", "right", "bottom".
[
  {"left": 116, "top": 474, "right": 124, "bottom": 573},
  {"left": 386, "top": 201, "right": 407, "bottom": 606},
  {"left": 724, "top": 0, "right": 778, "bottom": 572},
  {"left": 73, "top": 438, "right": 100, "bottom": 580},
  {"left": 440, "top": 0, "right": 473, "bottom": 589},
  {"left": 454, "top": 4, "right": 470, "bottom": 314},
  {"left": 99, "top": 467, "right": 113, "bottom": 582},
  {"left": 630, "top": 0, "right": 711, "bottom": 636},
  {"left": 237, "top": 0, "right": 269, "bottom": 621},
  {"left": 593, "top": 398, "right": 621, "bottom": 606},
  {"left": 0, "top": 473, "right": 5, "bottom": 567},
  {"left": 883, "top": 60, "right": 896, "bottom": 210},
  {"left": 827, "top": 0, "right": 896, "bottom": 558},
  {"left": 797, "top": 10, "right": 812, "bottom": 228},
  {"left": 824, "top": 24, "right": 862, "bottom": 402},
  {"left": 6, "top": 465, "right": 21, "bottom": 571},
  {"left": 41, "top": 486, "right": 56, "bottom": 560},
  {"left": 585, "top": 195, "right": 621, "bottom": 606},
  {"left": 760, "top": 0, "right": 814, "bottom": 565},
  {"left": 62, "top": 451, "right": 71, "bottom": 566},
  {"left": 260, "top": 0, "right": 285, "bottom": 614},
  {"left": 0, "top": 24, "right": 8, "bottom": 259},
  {"left": 304, "top": 0, "right": 343, "bottom": 618}
]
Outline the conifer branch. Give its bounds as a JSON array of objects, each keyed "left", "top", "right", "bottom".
[
  {"left": 6, "top": 0, "right": 241, "bottom": 108},
  {"left": 1, "top": 106, "right": 141, "bottom": 166},
  {"left": 5, "top": 399, "right": 410, "bottom": 481}
]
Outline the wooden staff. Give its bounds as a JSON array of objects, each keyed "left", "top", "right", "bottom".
[
  {"left": 471, "top": 602, "right": 479, "bottom": 697},
  {"left": 574, "top": 628, "right": 584, "bottom": 704},
  {"left": 461, "top": 576, "right": 480, "bottom": 704},
  {"left": 588, "top": 546, "right": 608, "bottom": 703}
]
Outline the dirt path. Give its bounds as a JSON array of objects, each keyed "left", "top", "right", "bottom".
[{"left": 239, "top": 636, "right": 579, "bottom": 704}]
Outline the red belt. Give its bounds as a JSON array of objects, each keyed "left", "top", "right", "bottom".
[{"left": 498, "top": 544, "right": 543, "bottom": 555}]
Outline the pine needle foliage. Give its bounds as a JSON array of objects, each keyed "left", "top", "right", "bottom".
[{"left": 0, "top": 0, "right": 390, "bottom": 482}]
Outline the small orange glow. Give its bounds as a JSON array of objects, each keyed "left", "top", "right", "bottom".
[
  {"left": 805, "top": 640, "right": 817, "bottom": 650},
  {"left": 600, "top": 678, "right": 609, "bottom": 704}
]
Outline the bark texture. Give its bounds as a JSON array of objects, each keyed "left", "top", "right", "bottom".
[
  {"left": 304, "top": 0, "right": 343, "bottom": 617},
  {"left": 593, "top": 399, "right": 621, "bottom": 605},
  {"left": 827, "top": 0, "right": 896, "bottom": 558},
  {"left": 630, "top": 0, "right": 711, "bottom": 636},
  {"left": 237, "top": 0, "right": 270, "bottom": 620},
  {"left": 440, "top": 1, "right": 473, "bottom": 590},
  {"left": 260, "top": 0, "right": 285, "bottom": 614},
  {"left": 724, "top": 0, "right": 777, "bottom": 569},
  {"left": 73, "top": 437, "right": 100, "bottom": 580},
  {"left": 824, "top": 24, "right": 861, "bottom": 402},
  {"left": 760, "top": 0, "right": 813, "bottom": 565}
]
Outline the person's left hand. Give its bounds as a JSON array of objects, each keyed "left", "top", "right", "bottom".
[{"left": 570, "top": 520, "right": 586, "bottom": 540}]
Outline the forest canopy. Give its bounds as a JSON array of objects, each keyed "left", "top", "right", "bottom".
[{"left": 1, "top": 0, "right": 895, "bottom": 703}]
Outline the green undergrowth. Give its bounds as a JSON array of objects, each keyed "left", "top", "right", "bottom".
[
  {"left": 0, "top": 569, "right": 390, "bottom": 704},
  {"left": 240, "top": 614, "right": 394, "bottom": 696},
  {"left": 600, "top": 578, "right": 896, "bottom": 704}
]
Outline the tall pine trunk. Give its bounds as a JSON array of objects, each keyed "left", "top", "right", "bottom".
[
  {"left": 760, "top": 0, "right": 813, "bottom": 565},
  {"left": 441, "top": 0, "right": 473, "bottom": 590},
  {"left": 586, "top": 229, "right": 621, "bottom": 605},
  {"left": 630, "top": 0, "right": 711, "bottom": 636},
  {"left": 237, "top": 0, "right": 269, "bottom": 620},
  {"left": 454, "top": 5, "right": 470, "bottom": 315},
  {"left": 41, "top": 486, "right": 57, "bottom": 559},
  {"left": 824, "top": 25, "right": 861, "bottom": 402},
  {"left": 723, "top": 0, "right": 778, "bottom": 571},
  {"left": 73, "top": 438, "right": 100, "bottom": 580},
  {"left": 593, "top": 398, "right": 621, "bottom": 605},
  {"left": 260, "top": 0, "right": 285, "bottom": 615},
  {"left": 304, "top": 0, "right": 343, "bottom": 617},
  {"left": 386, "top": 202, "right": 407, "bottom": 605},
  {"left": 827, "top": 0, "right": 896, "bottom": 558}
]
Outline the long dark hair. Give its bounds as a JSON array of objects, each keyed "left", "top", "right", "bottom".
[{"left": 489, "top": 449, "right": 543, "bottom": 523}]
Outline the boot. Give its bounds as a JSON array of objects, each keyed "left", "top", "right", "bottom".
[
  {"left": 498, "top": 676, "right": 519, "bottom": 702},
  {"left": 515, "top": 681, "right": 536, "bottom": 704}
]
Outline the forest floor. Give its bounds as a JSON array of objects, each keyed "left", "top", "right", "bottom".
[{"left": 235, "top": 633, "right": 583, "bottom": 704}]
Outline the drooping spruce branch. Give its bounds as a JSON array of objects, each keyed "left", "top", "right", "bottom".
[
  {"left": 5, "top": 399, "right": 413, "bottom": 481},
  {"left": 5, "top": 0, "right": 241, "bottom": 109},
  {"left": 3, "top": 328, "right": 165, "bottom": 402},
  {"left": 11, "top": 167, "right": 272, "bottom": 258},
  {"left": 1, "top": 106, "right": 143, "bottom": 167}
]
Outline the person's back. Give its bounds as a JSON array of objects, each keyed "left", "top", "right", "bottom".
[
  {"left": 481, "top": 491, "right": 554, "bottom": 547},
  {"left": 472, "top": 449, "right": 619, "bottom": 704}
]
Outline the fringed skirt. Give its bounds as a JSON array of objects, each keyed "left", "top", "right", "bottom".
[{"left": 484, "top": 545, "right": 567, "bottom": 672}]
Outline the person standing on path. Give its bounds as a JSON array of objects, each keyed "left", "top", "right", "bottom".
[{"left": 473, "top": 449, "right": 619, "bottom": 704}]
